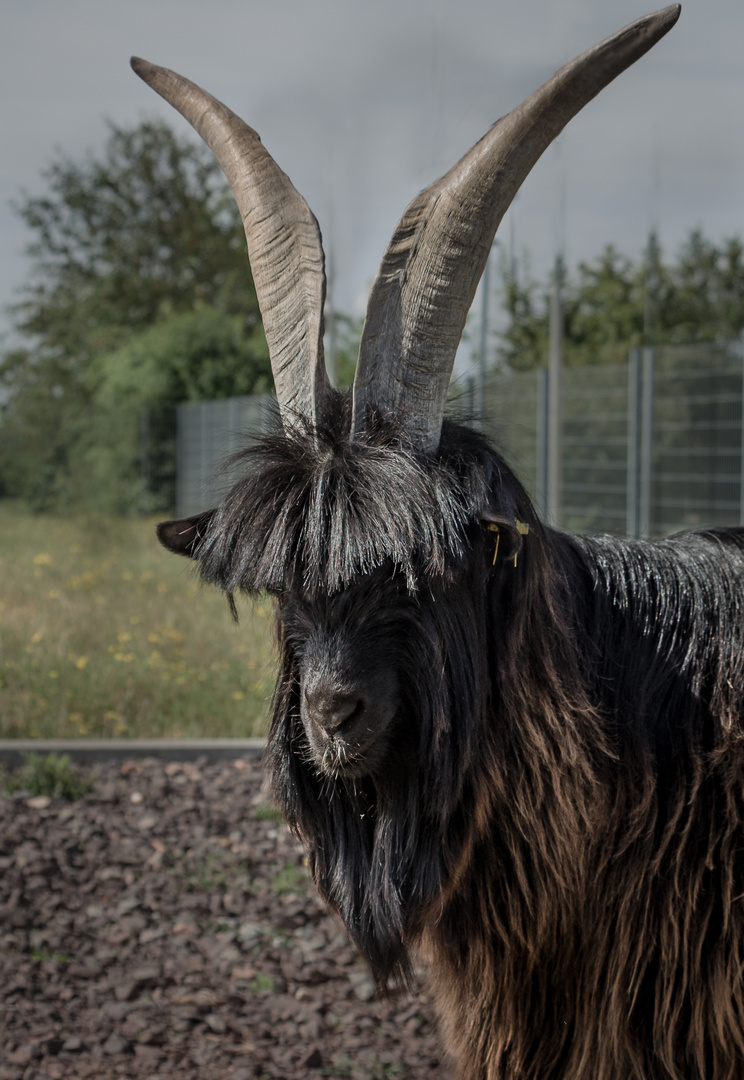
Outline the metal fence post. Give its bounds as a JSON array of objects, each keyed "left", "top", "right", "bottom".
[
  {"left": 546, "top": 260, "right": 564, "bottom": 527},
  {"left": 477, "top": 256, "right": 491, "bottom": 429},
  {"left": 626, "top": 349, "right": 641, "bottom": 537},
  {"left": 200, "top": 401, "right": 212, "bottom": 511},
  {"left": 627, "top": 347, "right": 654, "bottom": 538},
  {"left": 740, "top": 339, "right": 744, "bottom": 526},
  {"left": 639, "top": 347, "right": 655, "bottom": 539},
  {"left": 536, "top": 369, "right": 549, "bottom": 519}
]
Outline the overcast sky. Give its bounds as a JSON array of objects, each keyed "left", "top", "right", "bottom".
[{"left": 1, "top": 0, "right": 742, "bottom": 370}]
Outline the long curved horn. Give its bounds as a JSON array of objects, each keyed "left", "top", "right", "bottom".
[
  {"left": 131, "top": 57, "right": 329, "bottom": 432},
  {"left": 351, "top": 5, "right": 680, "bottom": 453}
]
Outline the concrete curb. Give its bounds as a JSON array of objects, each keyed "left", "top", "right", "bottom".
[{"left": 0, "top": 738, "right": 266, "bottom": 767}]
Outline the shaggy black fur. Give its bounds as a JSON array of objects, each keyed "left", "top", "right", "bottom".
[
  {"left": 188, "top": 395, "right": 528, "bottom": 598},
  {"left": 160, "top": 404, "right": 744, "bottom": 1080}
]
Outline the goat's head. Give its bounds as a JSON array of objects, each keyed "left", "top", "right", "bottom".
[
  {"left": 138, "top": 7, "right": 679, "bottom": 785},
  {"left": 158, "top": 406, "right": 526, "bottom": 782}
]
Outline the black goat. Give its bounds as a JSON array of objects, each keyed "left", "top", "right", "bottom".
[{"left": 135, "top": 7, "right": 744, "bottom": 1077}]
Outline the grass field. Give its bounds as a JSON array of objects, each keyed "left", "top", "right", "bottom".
[{"left": 0, "top": 502, "right": 276, "bottom": 738}]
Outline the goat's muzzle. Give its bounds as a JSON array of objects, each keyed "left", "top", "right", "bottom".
[{"left": 300, "top": 671, "right": 398, "bottom": 779}]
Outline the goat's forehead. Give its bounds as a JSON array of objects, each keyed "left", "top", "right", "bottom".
[
  {"left": 195, "top": 420, "right": 509, "bottom": 598},
  {"left": 283, "top": 563, "right": 412, "bottom": 609}
]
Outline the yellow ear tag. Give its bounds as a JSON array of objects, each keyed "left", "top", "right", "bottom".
[
  {"left": 513, "top": 519, "right": 529, "bottom": 567},
  {"left": 487, "top": 523, "right": 500, "bottom": 565}
]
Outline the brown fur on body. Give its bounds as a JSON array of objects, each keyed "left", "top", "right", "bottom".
[
  {"left": 168, "top": 413, "right": 744, "bottom": 1079},
  {"left": 427, "top": 527, "right": 744, "bottom": 1080}
]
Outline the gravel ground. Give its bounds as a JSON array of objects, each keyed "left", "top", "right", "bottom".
[{"left": 0, "top": 756, "right": 447, "bottom": 1080}]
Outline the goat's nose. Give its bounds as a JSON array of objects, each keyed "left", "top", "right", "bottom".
[{"left": 304, "top": 687, "right": 364, "bottom": 734}]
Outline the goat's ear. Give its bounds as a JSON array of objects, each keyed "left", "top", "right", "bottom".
[
  {"left": 157, "top": 510, "right": 216, "bottom": 559},
  {"left": 478, "top": 507, "right": 527, "bottom": 564}
]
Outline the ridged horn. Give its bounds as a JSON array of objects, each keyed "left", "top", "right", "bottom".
[
  {"left": 130, "top": 57, "right": 329, "bottom": 433},
  {"left": 351, "top": 5, "right": 681, "bottom": 453}
]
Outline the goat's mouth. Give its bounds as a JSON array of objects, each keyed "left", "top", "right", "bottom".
[
  {"left": 304, "top": 715, "right": 393, "bottom": 781},
  {"left": 317, "top": 734, "right": 367, "bottom": 778}
]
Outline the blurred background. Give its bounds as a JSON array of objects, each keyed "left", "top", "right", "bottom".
[{"left": 1, "top": 0, "right": 742, "bottom": 741}]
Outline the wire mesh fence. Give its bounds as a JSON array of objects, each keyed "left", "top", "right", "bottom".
[
  {"left": 173, "top": 394, "right": 275, "bottom": 517},
  {"left": 482, "top": 341, "right": 744, "bottom": 536},
  {"left": 169, "top": 342, "right": 744, "bottom": 537},
  {"left": 650, "top": 346, "right": 743, "bottom": 535}
]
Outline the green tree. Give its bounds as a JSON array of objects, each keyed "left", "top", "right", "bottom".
[
  {"left": 497, "top": 253, "right": 550, "bottom": 372},
  {"left": 0, "top": 120, "right": 270, "bottom": 512},
  {"left": 327, "top": 313, "right": 363, "bottom": 387},
  {"left": 70, "top": 307, "right": 270, "bottom": 514},
  {"left": 567, "top": 246, "right": 645, "bottom": 365},
  {"left": 11, "top": 120, "right": 260, "bottom": 363},
  {"left": 93, "top": 306, "right": 270, "bottom": 407},
  {"left": 662, "top": 230, "right": 744, "bottom": 345},
  {"left": 495, "top": 230, "right": 744, "bottom": 371}
]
